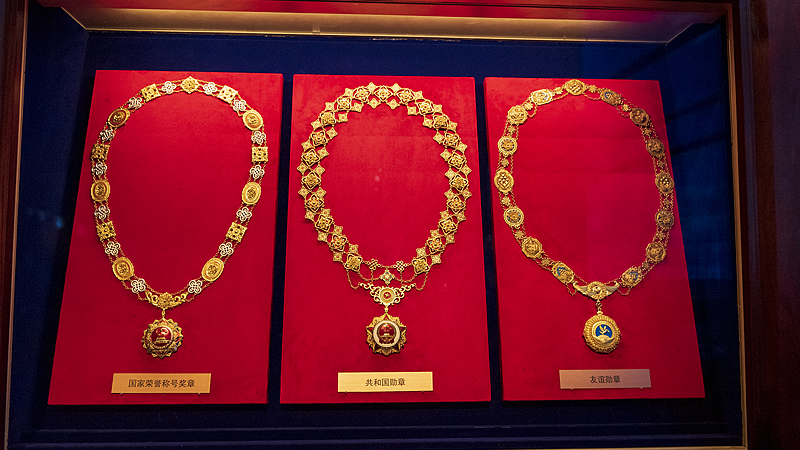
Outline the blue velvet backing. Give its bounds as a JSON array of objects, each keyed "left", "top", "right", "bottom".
[{"left": 9, "top": 2, "right": 740, "bottom": 447}]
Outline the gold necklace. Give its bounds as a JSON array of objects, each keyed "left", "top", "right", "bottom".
[
  {"left": 494, "top": 79, "right": 675, "bottom": 353},
  {"left": 298, "top": 82, "right": 470, "bottom": 356},
  {"left": 90, "top": 76, "right": 269, "bottom": 358}
]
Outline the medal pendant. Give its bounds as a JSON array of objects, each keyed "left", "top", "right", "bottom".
[
  {"left": 142, "top": 318, "right": 183, "bottom": 358},
  {"left": 366, "top": 312, "right": 406, "bottom": 356},
  {"left": 583, "top": 313, "right": 620, "bottom": 354}
]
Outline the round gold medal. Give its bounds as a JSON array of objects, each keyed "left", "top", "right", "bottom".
[{"left": 583, "top": 314, "right": 621, "bottom": 354}]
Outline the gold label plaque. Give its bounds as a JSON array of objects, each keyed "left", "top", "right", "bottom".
[
  {"left": 559, "top": 369, "right": 651, "bottom": 390},
  {"left": 338, "top": 371, "right": 433, "bottom": 393},
  {"left": 112, "top": 373, "right": 211, "bottom": 394}
]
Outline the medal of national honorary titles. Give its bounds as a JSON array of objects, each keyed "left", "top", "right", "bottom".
[
  {"left": 298, "top": 82, "right": 470, "bottom": 355},
  {"left": 90, "top": 76, "right": 269, "bottom": 357},
  {"left": 494, "top": 79, "right": 676, "bottom": 353}
]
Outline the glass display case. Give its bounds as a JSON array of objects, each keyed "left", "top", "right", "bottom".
[{"left": 2, "top": 0, "right": 780, "bottom": 448}]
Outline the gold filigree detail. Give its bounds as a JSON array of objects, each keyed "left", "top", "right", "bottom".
[
  {"left": 646, "top": 242, "right": 666, "bottom": 262},
  {"left": 91, "top": 143, "right": 110, "bottom": 161},
  {"left": 140, "top": 84, "right": 161, "bottom": 102},
  {"left": 180, "top": 77, "right": 199, "bottom": 94},
  {"left": 112, "top": 257, "right": 134, "bottom": 281},
  {"left": 252, "top": 147, "right": 268, "bottom": 163},
  {"left": 551, "top": 262, "right": 574, "bottom": 284},
  {"left": 88, "top": 77, "right": 267, "bottom": 357},
  {"left": 564, "top": 79, "right": 587, "bottom": 95},
  {"left": 300, "top": 83, "right": 470, "bottom": 355},
  {"left": 521, "top": 237, "right": 543, "bottom": 259},
  {"left": 630, "top": 108, "right": 650, "bottom": 126},
  {"left": 494, "top": 169, "right": 514, "bottom": 194},
  {"left": 91, "top": 180, "right": 110, "bottom": 202},
  {"left": 201, "top": 257, "right": 225, "bottom": 282},
  {"left": 96, "top": 221, "right": 116, "bottom": 241},
  {"left": 243, "top": 110, "right": 263, "bottom": 131},
  {"left": 217, "top": 85, "right": 238, "bottom": 103},
  {"left": 107, "top": 108, "right": 130, "bottom": 128},
  {"left": 507, "top": 105, "right": 528, "bottom": 125},
  {"left": 226, "top": 223, "right": 247, "bottom": 242},
  {"left": 242, "top": 182, "right": 262, "bottom": 205},
  {"left": 493, "top": 80, "right": 677, "bottom": 353},
  {"left": 574, "top": 281, "right": 620, "bottom": 301}
]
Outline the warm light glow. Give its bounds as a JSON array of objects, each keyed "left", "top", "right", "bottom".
[{"left": 64, "top": 8, "right": 722, "bottom": 42}]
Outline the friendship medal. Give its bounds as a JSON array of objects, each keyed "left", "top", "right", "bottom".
[
  {"left": 494, "top": 79, "right": 676, "bottom": 354},
  {"left": 574, "top": 281, "right": 621, "bottom": 353},
  {"left": 583, "top": 313, "right": 620, "bottom": 354}
]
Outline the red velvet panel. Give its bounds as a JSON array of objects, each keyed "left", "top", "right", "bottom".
[
  {"left": 281, "top": 75, "right": 490, "bottom": 403},
  {"left": 49, "top": 70, "right": 282, "bottom": 404},
  {"left": 485, "top": 78, "right": 704, "bottom": 400}
]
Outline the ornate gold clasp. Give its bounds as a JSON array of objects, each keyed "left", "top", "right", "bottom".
[
  {"left": 572, "top": 281, "right": 619, "bottom": 301},
  {"left": 360, "top": 283, "right": 414, "bottom": 312}
]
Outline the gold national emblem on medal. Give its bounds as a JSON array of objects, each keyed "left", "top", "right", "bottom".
[
  {"left": 91, "top": 180, "right": 110, "bottom": 202},
  {"left": 202, "top": 257, "right": 225, "bottom": 282},
  {"left": 583, "top": 314, "right": 620, "bottom": 353},
  {"left": 112, "top": 257, "right": 135, "bottom": 280},
  {"left": 142, "top": 318, "right": 183, "bottom": 358},
  {"left": 366, "top": 313, "right": 407, "bottom": 356},
  {"left": 242, "top": 181, "right": 262, "bottom": 205}
]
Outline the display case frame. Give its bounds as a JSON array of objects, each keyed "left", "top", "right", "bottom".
[{"left": 2, "top": 0, "right": 792, "bottom": 448}]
